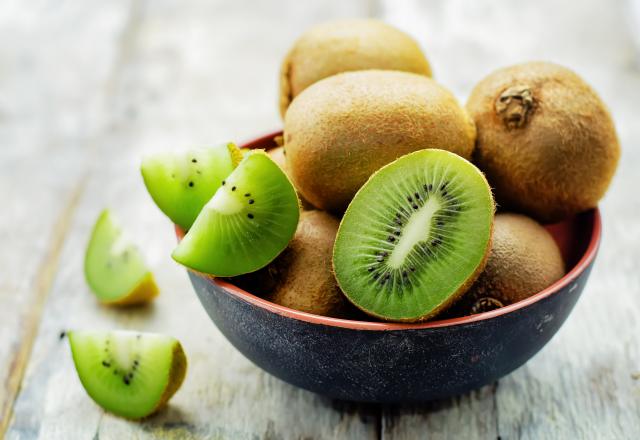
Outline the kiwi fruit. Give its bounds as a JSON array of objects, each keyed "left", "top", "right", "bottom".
[
  {"left": 453, "top": 213, "right": 565, "bottom": 315},
  {"left": 68, "top": 330, "right": 187, "bottom": 419},
  {"left": 85, "top": 210, "right": 158, "bottom": 305},
  {"left": 172, "top": 150, "right": 300, "bottom": 277},
  {"left": 279, "top": 19, "right": 432, "bottom": 116},
  {"left": 233, "top": 210, "right": 348, "bottom": 317},
  {"left": 466, "top": 61, "right": 620, "bottom": 223},
  {"left": 333, "top": 149, "right": 494, "bottom": 322},
  {"left": 141, "top": 143, "right": 242, "bottom": 230},
  {"left": 284, "top": 70, "right": 477, "bottom": 213}
]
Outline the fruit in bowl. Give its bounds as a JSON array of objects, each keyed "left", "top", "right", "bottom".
[
  {"left": 173, "top": 132, "right": 601, "bottom": 402},
  {"left": 136, "top": 21, "right": 619, "bottom": 402}
]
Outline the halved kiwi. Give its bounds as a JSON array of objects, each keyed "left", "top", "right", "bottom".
[
  {"left": 68, "top": 330, "right": 187, "bottom": 419},
  {"left": 85, "top": 210, "right": 158, "bottom": 305},
  {"left": 172, "top": 150, "right": 300, "bottom": 277},
  {"left": 141, "top": 143, "right": 242, "bottom": 230},
  {"left": 333, "top": 149, "right": 494, "bottom": 322}
]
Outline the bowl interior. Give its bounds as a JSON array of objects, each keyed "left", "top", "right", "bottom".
[{"left": 177, "top": 131, "right": 600, "bottom": 330}]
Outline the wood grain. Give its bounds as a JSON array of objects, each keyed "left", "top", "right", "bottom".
[
  {"left": 2, "top": 0, "right": 639, "bottom": 439},
  {"left": 0, "top": 0, "right": 136, "bottom": 433},
  {"left": 380, "top": 0, "right": 640, "bottom": 438},
  {"left": 3, "top": 1, "right": 378, "bottom": 439}
]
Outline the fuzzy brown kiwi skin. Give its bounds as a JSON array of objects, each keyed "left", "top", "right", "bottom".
[
  {"left": 467, "top": 61, "right": 620, "bottom": 223},
  {"left": 267, "top": 146, "right": 314, "bottom": 211},
  {"left": 232, "top": 210, "right": 350, "bottom": 318},
  {"left": 279, "top": 19, "right": 432, "bottom": 117},
  {"left": 285, "top": 70, "right": 477, "bottom": 214},
  {"left": 332, "top": 155, "right": 495, "bottom": 323},
  {"left": 452, "top": 213, "right": 565, "bottom": 317}
]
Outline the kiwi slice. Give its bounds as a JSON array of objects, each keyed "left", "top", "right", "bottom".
[
  {"left": 68, "top": 330, "right": 187, "bottom": 419},
  {"left": 172, "top": 150, "right": 300, "bottom": 277},
  {"left": 141, "top": 143, "right": 243, "bottom": 230},
  {"left": 333, "top": 149, "right": 494, "bottom": 322},
  {"left": 85, "top": 210, "right": 158, "bottom": 305}
]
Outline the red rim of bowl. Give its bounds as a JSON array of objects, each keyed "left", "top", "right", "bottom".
[{"left": 179, "top": 130, "right": 602, "bottom": 331}]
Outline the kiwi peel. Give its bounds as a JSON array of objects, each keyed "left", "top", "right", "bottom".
[
  {"left": 85, "top": 210, "right": 158, "bottom": 305},
  {"left": 233, "top": 210, "right": 348, "bottom": 317},
  {"left": 333, "top": 149, "right": 494, "bottom": 322},
  {"left": 284, "top": 70, "right": 476, "bottom": 213},
  {"left": 172, "top": 150, "right": 300, "bottom": 277},
  {"left": 68, "top": 330, "right": 187, "bottom": 420},
  {"left": 280, "top": 19, "right": 432, "bottom": 116},
  {"left": 454, "top": 213, "right": 565, "bottom": 315},
  {"left": 467, "top": 62, "right": 620, "bottom": 222}
]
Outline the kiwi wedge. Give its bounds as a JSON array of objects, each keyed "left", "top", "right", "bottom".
[
  {"left": 333, "top": 149, "right": 494, "bottom": 322},
  {"left": 279, "top": 18, "right": 432, "bottom": 116},
  {"left": 172, "top": 150, "right": 299, "bottom": 277},
  {"left": 85, "top": 210, "right": 158, "bottom": 305},
  {"left": 68, "top": 330, "right": 187, "bottom": 419},
  {"left": 141, "top": 143, "right": 242, "bottom": 230}
]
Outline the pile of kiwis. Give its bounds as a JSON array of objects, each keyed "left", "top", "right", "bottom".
[
  {"left": 149, "top": 19, "right": 619, "bottom": 323},
  {"left": 272, "top": 19, "right": 619, "bottom": 321}
]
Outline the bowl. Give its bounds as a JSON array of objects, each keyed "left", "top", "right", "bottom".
[{"left": 178, "top": 131, "right": 601, "bottom": 403}]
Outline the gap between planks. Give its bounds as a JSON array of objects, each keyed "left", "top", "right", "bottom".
[{"left": 0, "top": 174, "right": 87, "bottom": 438}]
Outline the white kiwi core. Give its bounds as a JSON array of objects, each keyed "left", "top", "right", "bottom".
[{"left": 388, "top": 196, "right": 441, "bottom": 268}]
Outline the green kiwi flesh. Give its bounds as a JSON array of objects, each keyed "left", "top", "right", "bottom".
[
  {"left": 141, "top": 143, "right": 242, "bottom": 230},
  {"left": 68, "top": 330, "right": 187, "bottom": 419},
  {"left": 333, "top": 149, "right": 494, "bottom": 322},
  {"left": 172, "top": 150, "right": 300, "bottom": 277},
  {"left": 84, "top": 210, "right": 158, "bottom": 305}
]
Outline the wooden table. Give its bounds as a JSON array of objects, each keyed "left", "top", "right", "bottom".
[{"left": 1, "top": 1, "right": 638, "bottom": 438}]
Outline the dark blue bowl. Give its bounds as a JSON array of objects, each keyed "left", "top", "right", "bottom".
[{"left": 179, "top": 132, "right": 601, "bottom": 403}]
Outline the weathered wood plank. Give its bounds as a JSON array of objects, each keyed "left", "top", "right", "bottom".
[
  {"left": 380, "top": 0, "right": 640, "bottom": 438},
  {"left": 5, "top": 1, "right": 380, "bottom": 439},
  {"left": 0, "top": 0, "right": 136, "bottom": 435}
]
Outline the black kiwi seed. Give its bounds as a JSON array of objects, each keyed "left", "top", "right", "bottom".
[
  {"left": 102, "top": 361, "right": 110, "bottom": 367},
  {"left": 387, "top": 236, "right": 395, "bottom": 242},
  {"left": 123, "top": 377, "right": 130, "bottom": 385},
  {"left": 407, "top": 196, "right": 413, "bottom": 202},
  {"left": 247, "top": 213, "right": 254, "bottom": 219},
  {"left": 249, "top": 199, "right": 254, "bottom": 204},
  {"left": 191, "top": 158, "right": 197, "bottom": 163},
  {"left": 394, "top": 230, "right": 401, "bottom": 236},
  {"left": 188, "top": 181, "right": 194, "bottom": 187},
  {"left": 428, "top": 184, "right": 433, "bottom": 191},
  {"left": 231, "top": 186, "right": 236, "bottom": 191},
  {"left": 222, "top": 180, "right": 226, "bottom": 186},
  {"left": 244, "top": 193, "right": 250, "bottom": 197},
  {"left": 368, "top": 267, "right": 374, "bottom": 272},
  {"left": 415, "top": 192, "right": 420, "bottom": 199},
  {"left": 412, "top": 204, "right": 418, "bottom": 210}
]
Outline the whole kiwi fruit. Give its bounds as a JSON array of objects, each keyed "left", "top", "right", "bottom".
[
  {"left": 284, "top": 70, "right": 477, "bottom": 213},
  {"left": 279, "top": 19, "right": 431, "bottom": 116},
  {"left": 232, "top": 210, "right": 348, "bottom": 317},
  {"left": 454, "top": 213, "right": 565, "bottom": 315},
  {"left": 466, "top": 62, "right": 620, "bottom": 223}
]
